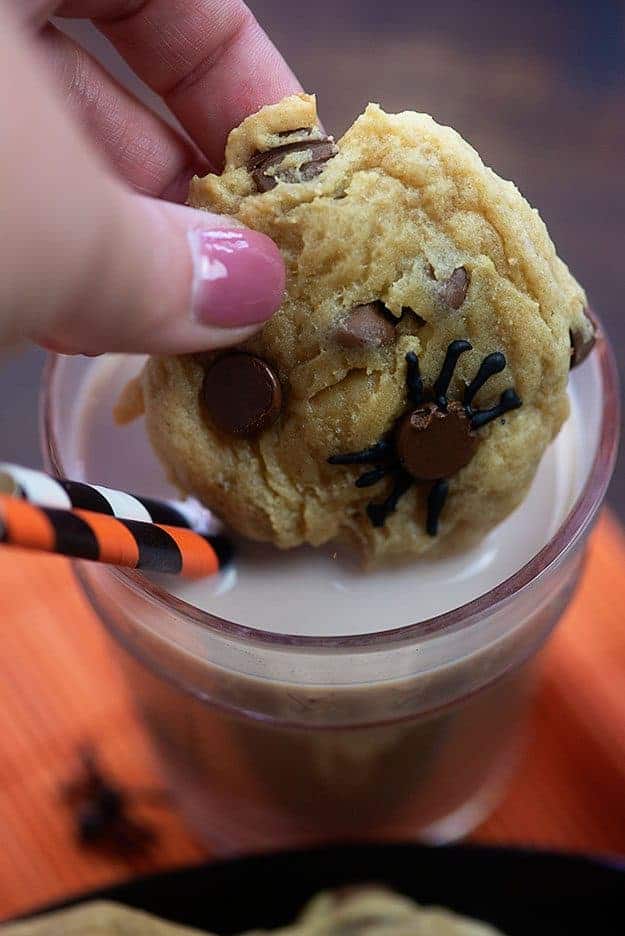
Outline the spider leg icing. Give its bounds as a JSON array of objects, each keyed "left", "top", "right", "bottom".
[
  {"left": 463, "top": 351, "right": 522, "bottom": 428},
  {"left": 405, "top": 351, "right": 424, "bottom": 405},
  {"left": 463, "top": 351, "right": 506, "bottom": 407},
  {"left": 427, "top": 478, "right": 449, "bottom": 536},
  {"left": 470, "top": 388, "right": 522, "bottom": 429},
  {"left": 366, "top": 470, "right": 414, "bottom": 528},
  {"left": 433, "top": 340, "right": 472, "bottom": 408},
  {"left": 327, "top": 440, "right": 393, "bottom": 465},
  {"left": 355, "top": 465, "right": 398, "bottom": 487}
]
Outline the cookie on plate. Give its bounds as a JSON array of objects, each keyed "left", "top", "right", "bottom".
[
  {"left": 244, "top": 886, "right": 504, "bottom": 936},
  {"left": 0, "top": 901, "right": 205, "bottom": 935}
]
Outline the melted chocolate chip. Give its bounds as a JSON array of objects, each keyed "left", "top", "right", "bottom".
[
  {"left": 396, "top": 401, "right": 478, "bottom": 481},
  {"left": 201, "top": 353, "right": 282, "bottom": 436},
  {"left": 277, "top": 126, "right": 313, "bottom": 138},
  {"left": 436, "top": 267, "right": 470, "bottom": 309},
  {"left": 248, "top": 138, "right": 338, "bottom": 192},
  {"left": 336, "top": 302, "right": 397, "bottom": 348},
  {"left": 570, "top": 309, "right": 597, "bottom": 368}
]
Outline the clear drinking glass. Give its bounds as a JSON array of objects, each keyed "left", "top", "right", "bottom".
[{"left": 41, "top": 328, "right": 619, "bottom": 852}]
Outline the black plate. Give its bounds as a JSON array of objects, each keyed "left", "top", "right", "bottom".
[{"left": 47, "top": 844, "right": 624, "bottom": 935}]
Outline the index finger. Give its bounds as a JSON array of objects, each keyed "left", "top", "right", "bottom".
[{"left": 57, "top": 0, "right": 302, "bottom": 167}]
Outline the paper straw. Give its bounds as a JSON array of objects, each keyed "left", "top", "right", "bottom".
[
  {"left": 0, "top": 463, "right": 215, "bottom": 533},
  {"left": 0, "top": 494, "right": 232, "bottom": 578}
]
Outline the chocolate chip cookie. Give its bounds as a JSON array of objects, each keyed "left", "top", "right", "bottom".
[
  {"left": 139, "top": 93, "right": 595, "bottom": 563},
  {"left": 246, "top": 887, "right": 504, "bottom": 936}
]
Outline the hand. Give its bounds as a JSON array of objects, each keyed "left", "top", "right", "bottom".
[{"left": 1, "top": 2, "right": 300, "bottom": 354}]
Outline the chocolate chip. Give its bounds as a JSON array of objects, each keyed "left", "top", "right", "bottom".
[
  {"left": 277, "top": 126, "right": 313, "bottom": 138},
  {"left": 436, "top": 267, "right": 470, "bottom": 309},
  {"left": 570, "top": 309, "right": 597, "bottom": 368},
  {"left": 201, "top": 353, "right": 282, "bottom": 436},
  {"left": 248, "top": 138, "right": 338, "bottom": 192},
  {"left": 396, "top": 401, "right": 478, "bottom": 481},
  {"left": 336, "top": 302, "right": 397, "bottom": 348}
]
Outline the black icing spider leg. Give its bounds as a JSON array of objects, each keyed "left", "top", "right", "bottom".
[
  {"left": 405, "top": 351, "right": 424, "bottom": 405},
  {"left": 427, "top": 479, "right": 449, "bottom": 537},
  {"left": 327, "top": 440, "right": 393, "bottom": 466},
  {"left": 355, "top": 466, "right": 394, "bottom": 487},
  {"left": 463, "top": 352, "right": 506, "bottom": 408},
  {"left": 433, "top": 340, "right": 472, "bottom": 408},
  {"left": 328, "top": 440, "right": 399, "bottom": 491},
  {"left": 366, "top": 470, "right": 414, "bottom": 528},
  {"left": 463, "top": 351, "right": 522, "bottom": 428},
  {"left": 470, "top": 388, "right": 522, "bottom": 429}
]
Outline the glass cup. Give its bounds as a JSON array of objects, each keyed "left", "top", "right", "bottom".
[{"left": 41, "top": 329, "right": 619, "bottom": 852}]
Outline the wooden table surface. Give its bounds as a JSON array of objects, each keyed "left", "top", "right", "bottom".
[{"left": 0, "top": 511, "right": 624, "bottom": 921}]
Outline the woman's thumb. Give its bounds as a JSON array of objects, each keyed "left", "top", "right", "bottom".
[{"left": 25, "top": 191, "right": 285, "bottom": 356}]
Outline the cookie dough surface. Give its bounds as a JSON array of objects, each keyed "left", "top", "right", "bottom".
[
  {"left": 0, "top": 891, "right": 504, "bottom": 936},
  {"left": 245, "top": 887, "right": 504, "bottom": 936},
  {"left": 0, "top": 901, "right": 205, "bottom": 935},
  {"left": 141, "top": 93, "right": 591, "bottom": 563}
]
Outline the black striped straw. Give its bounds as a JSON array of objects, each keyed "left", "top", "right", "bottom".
[{"left": 0, "top": 463, "right": 216, "bottom": 534}]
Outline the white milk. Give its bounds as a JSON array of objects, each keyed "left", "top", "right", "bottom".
[{"left": 73, "top": 354, "right": 582, "bottom": 637}]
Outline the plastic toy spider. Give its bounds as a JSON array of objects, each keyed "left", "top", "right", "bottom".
[{"left": 328, "top": 340, "right": 522, "bottom": 535}]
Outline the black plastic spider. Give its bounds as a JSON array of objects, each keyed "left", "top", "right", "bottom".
[{"left": 328, "top": 340, "right": 522, "bottom": 535}]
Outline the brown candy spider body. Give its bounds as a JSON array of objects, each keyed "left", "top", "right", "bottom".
[{"left": 328, "top": 340, "right": 522, "bottom": 535}]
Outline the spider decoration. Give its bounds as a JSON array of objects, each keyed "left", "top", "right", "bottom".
[{"left": 328, "top": 340, "right": 522, "bottom": 535}]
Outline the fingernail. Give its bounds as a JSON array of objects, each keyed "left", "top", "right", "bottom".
[{"left": 188, "top": 227, "right": 285, "bottom": 327}]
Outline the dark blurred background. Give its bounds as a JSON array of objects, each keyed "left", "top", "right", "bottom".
[{"left": 3, "top": 0, "right": 623, "bottom": 511}]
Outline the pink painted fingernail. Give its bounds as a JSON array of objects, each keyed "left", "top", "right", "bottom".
[{"left": 188, "top": 227, "right": 285, "bottom": 327}]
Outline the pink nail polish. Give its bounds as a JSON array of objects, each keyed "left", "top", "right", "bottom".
[{"left": 188, "top": 227, "right": 285, "bottom": 328}]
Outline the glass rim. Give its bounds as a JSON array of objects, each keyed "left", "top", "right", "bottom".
[{"left": 41, "top": 319, "right": 620, "bottom": 651}]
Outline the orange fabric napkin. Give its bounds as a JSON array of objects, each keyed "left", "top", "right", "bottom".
[{"left": 0, "top": 511, "right": 623, "bottom": 920}]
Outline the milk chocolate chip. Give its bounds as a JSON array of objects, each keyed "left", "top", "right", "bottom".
[
  {"left": 396, "top": 401, "right": 478, "bottom": 481},
  {"left": 201, "top": 353, "right": 282, "bottom": 436},
  {"left": 436, "top": 267, "right": 470, "bottom": 309},
  {"left": 248, "top": 138, "right": 338, "bottom": 192},
  {"left": 570, "top": 309, "right": 597, "bottom": 368},
  {"left": 277, "top": 126, "right": 313, "bottom": 138},
  {"left": 336, "top": 302, "right": 397, "bottom": 348}
]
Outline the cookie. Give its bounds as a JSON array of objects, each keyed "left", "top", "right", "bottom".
[
  {"left": 0, "top": 900, "right": 207, "bottom": 934},
  {"left": 139, "top": 93, "right": 594, "bottom": 563},
  {"left": 245, "top": 887, "right": 504, "bottom": 936}
]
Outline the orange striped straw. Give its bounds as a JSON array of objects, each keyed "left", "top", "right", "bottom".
[{"left": 0, "top": 494, "right": 231, "bottom": 578}]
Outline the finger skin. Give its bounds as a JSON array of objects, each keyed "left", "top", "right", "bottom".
[
  {"left": 13, "top": 1, "right": 59, "bottom": 27},
  {"left": 39, "top": 24, "right": 208, "bottom": 199},
  {"left": 0, "top": 12, "right": 285, "bottom": 354},
  {"left": 58, "top": 0, "right": 302, "bottom": 166}
]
